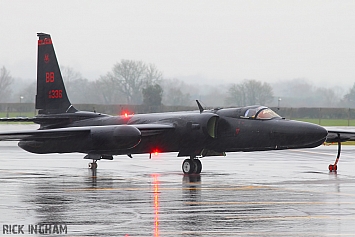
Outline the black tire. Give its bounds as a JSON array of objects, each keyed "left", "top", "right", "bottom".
[
  {"left": 193, "top": 159, "right": 202, "bottom": 174},
  {"left": 89, "top": 162, "right": 98, "bottom": 170},
  {"left": 182, "top": 159, "right": 195, "bottom": 174}
]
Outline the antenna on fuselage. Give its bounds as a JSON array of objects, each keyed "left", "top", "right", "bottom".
[{"left": 196, "top": 100, "right": 204, "bottom": 114}]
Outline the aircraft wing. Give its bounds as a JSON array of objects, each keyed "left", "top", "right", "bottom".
[
  {"left": 0, "top": 117, "right": 35, "bottom": 122},
  {"left": 326, "top": 128, "right": 355, "bottom": 142},
  {"left": 0, "top": 127, "right": 91, "bottom": 141},
  {"left": 0, "top": 124, "right": 175, "bottom": 141}
]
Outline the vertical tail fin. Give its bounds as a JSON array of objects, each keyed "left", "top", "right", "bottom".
[{"left": 36, "top": 33, "right": 76, "bottom": 114}]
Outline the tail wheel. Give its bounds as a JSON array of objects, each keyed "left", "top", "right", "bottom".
[
  {"left": 182, "top": 159, "right": 195, "bottom": 174},
  {"left": 328, "top": 164, "right": 337, "bottom": 172},
  {"left": 329, "top": 134, "right": 340, "bottom": 172}
]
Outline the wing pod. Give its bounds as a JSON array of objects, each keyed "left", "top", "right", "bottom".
[
  {"left": 7, "top": 125, "right": 140, "bottom": 154},
  {"left": 90, "top": 125, "right": 141, "bottom": 151}
]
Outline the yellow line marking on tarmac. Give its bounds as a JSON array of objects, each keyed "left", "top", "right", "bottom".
[
  {"left": 275, "top": 183, "right": 355, "bottom": 198},
  {"left": 143, "top": 230, "right": 355, "bottom": 236},
  {"left": 4, "top": 232, "right": 354, "bottom": 237},
  {"left": 290, "top": 149, "right": 334, "bottom": 156},
  {"left": 224, "top": 215, "right": 355, "bottom": 220},
  {"left": 64, "top": 185, "right": 276, "bottom": 192},
  {"left": 65, "top": 184, "right": 355, "bottom": 199},
  {"left": 224, "top": 216, "right": 332, "bottom": 220},
  {"left": 184, "top": 201, "right": 355, "bottom": 205}
]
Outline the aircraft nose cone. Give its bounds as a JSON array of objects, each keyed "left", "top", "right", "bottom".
[
  {"left": 271, "top": 120, "right": 328, "bottom": 149},
  {"left": 301, "top": 122, "right": 328, "bottom": 146}
]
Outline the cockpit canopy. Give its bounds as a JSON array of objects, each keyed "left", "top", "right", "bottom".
[
  {"left": 215, "top": 105, "right": 281, "bottom": 120},
  {"left": 243, "top": 106, "right": 281, "bottom": 120}
]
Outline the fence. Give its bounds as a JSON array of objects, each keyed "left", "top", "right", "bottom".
[
  {"left": 2, "top": 103, "right": 355, "bottom": 126},
  {"left": 270, "top": 107, "right": 355, "bottom": 126}
]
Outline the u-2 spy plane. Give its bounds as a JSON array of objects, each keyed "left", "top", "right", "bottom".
[{"left": 0, "top": 33, "right": 352, "bottom": 174}]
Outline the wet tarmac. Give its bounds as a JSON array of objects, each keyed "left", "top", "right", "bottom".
[{"left": 1, "top": 124, "right": 355, "bottom": 236}]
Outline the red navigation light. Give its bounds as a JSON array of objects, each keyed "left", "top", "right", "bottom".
[
  {"left": 121, "top": 110, "right": 132, "bottom": 119},
  {"left": 152, "top": 149, "right": 160, "bottom": 157}
]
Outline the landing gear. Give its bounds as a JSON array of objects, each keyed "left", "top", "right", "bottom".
[
  {"left": 89, "top": 160, "right": 98, "bottom": 170},
  {"left": 328, "top": 164, "right": 337, "bottom": 172},
  {"left": 329, "top": 134, "right": 341, "bottom": 172},
  {"left": 182, "top": 158, "right": 202, "bottom": 174},
  {"left": 194, "top": 159, "right": 202, "bottom": 174},
  {"left": 88, "top": 160, "right": 97, "bottom": 178}
]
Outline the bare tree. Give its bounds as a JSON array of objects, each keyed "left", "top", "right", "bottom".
[
  {"left": 145, "top": 64, "right": 163, "bottom": 82},
  {"left": 342, "top": 83, "right": 355, "bottom": 107},
  {"left": 0, "top": 66, "right": 14, "bottom": 102},
  {"left": 225, "top": 84, "right": 246, "bottom": 106},
  {"left": 272, "top": 79, "right": 343, "bottom": 107},
  {"left": 161, "top": 78, "right": 192, "bottom": 106},
  {"left": 60, "top": 66, "right": 96, "bottom": 104},
  {"left": 61, "top": 66, "right": 82, "bottom": 88},
  {"left": 314, "top": 87, "right": 339, "bottom": 107},
  {"left": 93, "top": 77, "right": 126, "bottom": 104},
  {"left": 102, "top": 60, "right": 162, "bottom": 104},
  {"left": 246, "top": 80, "right": 273, "bottom": 105},
  {"left": 225, "top": 79, "right": 273, "bottom": 106}
]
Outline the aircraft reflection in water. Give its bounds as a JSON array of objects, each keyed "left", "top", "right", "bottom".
[{"left": 0, "top": 33, "right": 353, "bottom": 173}]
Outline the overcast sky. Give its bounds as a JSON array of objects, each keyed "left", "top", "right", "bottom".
[{"left": 1, "top": 0, "right": 355, "bottom": 88}]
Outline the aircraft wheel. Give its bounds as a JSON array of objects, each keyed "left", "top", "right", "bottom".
[
  {"left": 328, "top": 164, "right": 337, "bottom": 172},
  {"left": 193, "top": 159, "right": 202, "bottom": 174},
  {"left": 89, "top": 162, "right": 98, "bottom": 170},
  {"left": 182, "top": 159, "right": 195, "bottom": 174}
]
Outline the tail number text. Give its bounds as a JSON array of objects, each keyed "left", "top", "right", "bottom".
[
  {"left": 46, "top": 72, "right": 54, "bottom": 83},
  {"left": 48, "top": 90, "right": 62, "bottom": 99}
]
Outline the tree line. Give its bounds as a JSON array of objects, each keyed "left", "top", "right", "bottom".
[{"left": 1, "top": 63, "right": 355, "bottom": 108}]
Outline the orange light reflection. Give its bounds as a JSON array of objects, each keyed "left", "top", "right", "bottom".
[{"left": 152, "top": 174, "right": 160, "bottom": 237}]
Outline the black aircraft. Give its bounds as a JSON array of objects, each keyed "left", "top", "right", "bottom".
[{"left": 0, "top": 33, "right": 352, "bottom": 174}]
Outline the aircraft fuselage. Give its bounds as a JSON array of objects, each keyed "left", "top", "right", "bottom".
[{"left": 19, "top": 108, "right": 328, "bottom": 158}]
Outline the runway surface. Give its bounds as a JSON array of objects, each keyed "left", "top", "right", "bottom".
[{"left": 0, "top": 124, "right": 355, "bottom": 236}]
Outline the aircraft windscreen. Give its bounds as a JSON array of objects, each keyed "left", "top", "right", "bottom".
[
  {"left": 243, "top": 107, "right": 281, "bottom": 120},
  {"left": 256, "top": 108, "right": 281, "bottom": 119}
]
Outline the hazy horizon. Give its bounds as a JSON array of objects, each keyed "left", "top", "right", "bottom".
[{"left": 1, "top": 0, "right": 355, "bottom": 89}]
